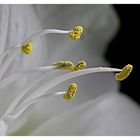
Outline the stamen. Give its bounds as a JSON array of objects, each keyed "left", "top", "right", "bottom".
[
  {"left": 1, "top": 61, "right": 85, "bottom": 119},
  {"left": 2, "top": 60, "right": 80, "bottom": 119},
  {"left": 0, "top": 59, "right": 86, "bottom": 90},
  {"left": 63, "top": 83, "right": 78, "bottom": 100},
  {"left": 6, "top": 83, "right": 77, "bottom": 119},
  {"left": 1, "top": 26, "right": 83, "bottom": 58},
  {"left": 2, "top": 65, "right": 130, "bottom": 121},
  {"left": 0, "top": 21, "right": 133, "bottom": 136},
  {"left": 115, "top": 64, "right": 133, "bottom": 81},
  {"left": 69, "top": 26, "right": 84, "bottom": 40},
  {"left": 0, "top": 26, "right": 83, "bottom": 83},
  {"left": 20, "top": 42, "right": 32, "bottom": 55},
  {"left": 0, "top": 27, "right": 81, "bottom": 83},
  {"left": 52, "top": 61, "right": 74, "bottom": 71},
  {"left": 4, "top": 66, "right": 122, "bottom": 120},
  {"left": 0, "top": 28, "right": 71, "bottom": 58},
  {"left": 52, "top": 60, "right": 87, "bottom": 72},
  {"left": 20, "top": 67, "right": 122, "bottom": 104},
  {"left": 71, "top": 60, "right": 87, "bottom": 71}
]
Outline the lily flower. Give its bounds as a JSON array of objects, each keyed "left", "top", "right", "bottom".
[{"left": 0, "top": 5, "right": 139, "bottom": 136}]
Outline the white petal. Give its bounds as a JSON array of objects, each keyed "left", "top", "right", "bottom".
[
  {"left": 0, "top": 4, "right": 47, "bottom": 133},
  {"left": 0, "top": 119, "right": 8, "bottom": 136},
  {"left": 31, "top": 92, "right": 140, "bottom": 136},
  {"left": 0, "top": 5, "right": 121, "bottom": 135},
  {"left": 9, "top": 5, "right": 119, "bottom": 135}
]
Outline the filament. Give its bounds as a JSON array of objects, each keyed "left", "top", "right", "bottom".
[
  {"left": 5, "top": 91, "right": 65, "bottom": 120},
  {"left": 0, "top": 66, "right": 55, "bottom": 92},
  {"left": 25, "top": 67, "right": 122, "bottom": 102}
]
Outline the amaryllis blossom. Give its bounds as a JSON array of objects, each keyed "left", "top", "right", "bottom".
[{"left": 0, "top": 4, "right": 140, "bottom": 136}]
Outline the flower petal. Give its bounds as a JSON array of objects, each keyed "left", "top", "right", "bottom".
[
  {"left": 0, "top": 4, "right": 48, "bottom": 133},
  {"left": 0, "top": 119, "right": 8, "bottom": 136},
  {"left": 31, "top": 92, "right": 140, "bottom": 136}
]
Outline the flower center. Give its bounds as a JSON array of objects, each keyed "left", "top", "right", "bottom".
[{"left": 0, "top": 26, "right": 133, "bottom": 136}]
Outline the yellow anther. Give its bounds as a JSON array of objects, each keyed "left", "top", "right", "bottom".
[
  {"left": 63, "top": 83, "right": 78, "bottom": 101},
  {"left": 52, "top": 61, "right": 74, "bottom": 71},
  {"left": 21, "top": 42, "right": 32, "bottom": 55},
  {"left": 115, "top": 64, "right": 133, "bottom": 81},
  {"left": 71, "top": 60, "right": 87, "bottom": 72},
  {"left": 69, "top": 26, "right": 84, "bottom": 40}
]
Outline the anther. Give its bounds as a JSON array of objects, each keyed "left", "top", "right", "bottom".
[
  {"left": 52, "top": 61, "right": 75, "bottom": 71},
  {"left": 71, "top": 60, "right": 87, "bottom": 71},
  {"left": 21, "top": 42, "right": 32, "bottom": 55},
  {"left": 69, "top": 26, "right": 84, "bottom": 40},
  {"left": 63, "top": 83, "right": 78, "bottom": 100},
  {"left": 115, "top": 64, "right": 133, "bottom": 81}
]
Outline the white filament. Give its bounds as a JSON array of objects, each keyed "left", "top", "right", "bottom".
[
  {"left": 22, "top": 29, "right": 70, "bottom": 44},
  {"left": 24, "top": 67, "right": 122, "bottom": 103},
  {"left": 1, "top": 70, "right": 57, "bottom": 120},
  {"left": 0, "top": 29, "right": 70, "bottom": 59},
  {"left": 5, "top": 67, "right": 122, "bottom": 120},
  {"left": 6, "top": 91, "right": 65, "bottom": 120},
  {"left": 0, "top": 66, "right": 55, "bottom": 91}
]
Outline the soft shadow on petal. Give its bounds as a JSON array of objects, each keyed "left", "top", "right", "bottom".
[
  {"left": 31, "top": 92, "right": 140, "bottom": 136},
  {"left": 34, "top": 5, "right": 120, "bottom": 66}
]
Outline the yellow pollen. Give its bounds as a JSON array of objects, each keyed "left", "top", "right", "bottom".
[
  {"left": 52, "top": 61, "right": 74, "bottom": 71},
  {"left": 72, "top": 60, "right": 87, "bottom": 71},
  {"left": 21, "top": 42, "right": 32, "bottom": 55},
  {"left": 63, "top": 83, "right": 78, "bottom": 101},
  {"left": 115, "top": 64, "right": 133, "bottom": 81},
  {"left": 69, "top": 26, "right": 84, "bottom": 40}
]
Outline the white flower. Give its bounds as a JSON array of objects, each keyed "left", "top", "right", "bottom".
[{"left": 0, "top": 4, "right": 140, "bottom": 136}]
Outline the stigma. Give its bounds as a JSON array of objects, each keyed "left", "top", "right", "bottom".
[
  {"left": 63, "top": 83, "right": 78, "bottom": 100},
  {"left": 115, "top": 64, "right": 133, "bottom": 81},
  {"left": 21, "top": 42, "right": 32, "bottom": 55},
  {"left": 69, "top": 26, "right": 84, "bottom": 40},
  {"left": 53, "top": 60, "right": 87, "bottom": 72}
]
